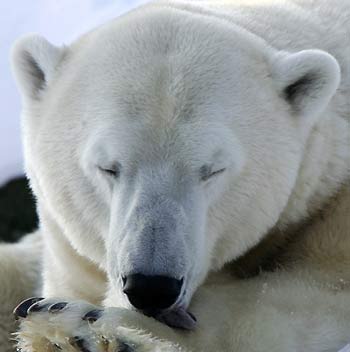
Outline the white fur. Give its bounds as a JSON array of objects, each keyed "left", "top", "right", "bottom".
[
  {"left": 1, "top": 0, "right": 350, "bottom": 351},
  {"left": 0, "top": 233, "right": 42, "bottom": 352}
]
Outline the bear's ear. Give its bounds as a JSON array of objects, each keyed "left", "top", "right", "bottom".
[
  {"left": 272, "top": 50, "right": 340, "bottom": 120},
  {"left": 11, "top": 34, "right": 65, "bottom": 101}
]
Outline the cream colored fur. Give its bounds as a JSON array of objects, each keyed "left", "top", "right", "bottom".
[
  {"left": 1, "top": 0, "right": 350, "bottom": 351},
  {"left": 0, "top": 233, "right": 42, "bottom": 352}
]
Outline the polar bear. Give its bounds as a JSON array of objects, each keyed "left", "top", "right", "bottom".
[{"left": 1, "top": 0, "right": 350, "bottom": 351}]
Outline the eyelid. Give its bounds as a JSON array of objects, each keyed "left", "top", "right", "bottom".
[
  {"left": 200, "top": 165, "right": 226, "bottom": 182},
  {"left": 98, "top": 163, "right": 121, "bottom": 177},
  {"left": 210, "top": 168, "right": 226, "bottom": 177}
]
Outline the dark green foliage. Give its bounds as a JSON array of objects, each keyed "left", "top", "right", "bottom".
[{"left": 0, "top": 177, "right": 38, "bottom": 243}]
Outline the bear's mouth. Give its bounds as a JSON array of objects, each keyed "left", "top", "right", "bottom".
[{"left": 143, "top": 306, "right": 197, "bottom": 330}]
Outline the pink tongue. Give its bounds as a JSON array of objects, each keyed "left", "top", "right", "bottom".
[{"left": 154, "top": 307, "right": 197, "bottom": 330}]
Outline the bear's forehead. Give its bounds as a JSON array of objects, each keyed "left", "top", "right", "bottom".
[
  {"left": 65, "top": 6, "right": 267, "bottom": 110},
  {"left": 49, "top": 6, "right": 270, "bottom": 138},
  {"left": 63, "top": 50, "right": 231, "bottom": 127}
]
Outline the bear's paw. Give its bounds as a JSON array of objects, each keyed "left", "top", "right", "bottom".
[{"left": 13, "top": 297, "right": 183, "bottom": 352}]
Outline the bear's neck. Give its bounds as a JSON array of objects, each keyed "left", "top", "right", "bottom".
[{"left": 279, "top": 111, "right": 350, "bottom": 228}]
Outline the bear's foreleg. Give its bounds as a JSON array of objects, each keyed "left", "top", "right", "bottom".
[{"left": 14, "top": 298, "right": 184, "bottom": 352}]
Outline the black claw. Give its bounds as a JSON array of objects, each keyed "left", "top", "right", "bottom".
[
  {"left": 188, "top": 311, "right": 197, "bottom": 322},
  {"left": 13, "top": 297, "right": 45, "bottom": 319},
  {"left": 118, "top": 341, "right": 135, "bottom": 352},
  {"left": 82, "top": 309, "right": 103, "bottom": 323},
  {"left": 28, "top": 302, "right": 52, "bottom": 314},
  {"left": 48, "top": 302, "right": 68, "bottom": 313},
  {"left": 69, "top": 336, "right": 91, "bottom": 352}
]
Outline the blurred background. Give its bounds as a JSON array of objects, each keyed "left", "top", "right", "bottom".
[{"left": 0, "top": 0, "right": 149, "bottom": 241}]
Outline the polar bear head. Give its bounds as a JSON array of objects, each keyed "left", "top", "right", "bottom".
[{"left": 11, "top": 5, "right": 339, "bottom": 325}]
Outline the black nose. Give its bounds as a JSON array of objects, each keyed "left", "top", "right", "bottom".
[{"left": 122, "top": 274, "right": 183, "bottom": 311}]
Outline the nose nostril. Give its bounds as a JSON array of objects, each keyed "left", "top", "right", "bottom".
[{"left": 122, "top": 274, "right": 183, "bottom": 310}]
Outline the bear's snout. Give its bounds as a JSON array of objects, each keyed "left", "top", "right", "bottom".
[{"left": 122, "top": 273, "right": 183, "bottom": 311}]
